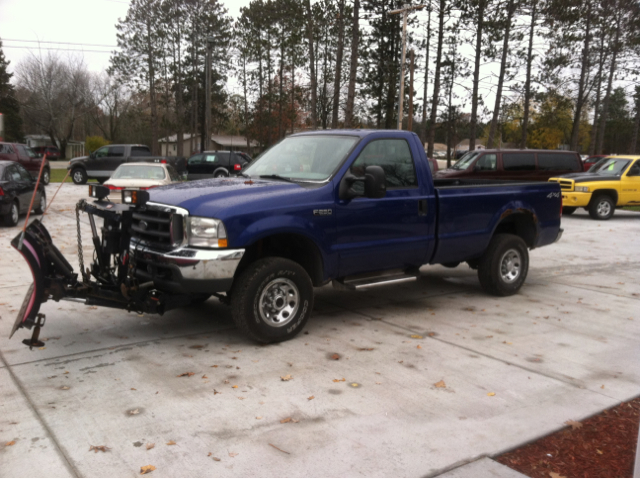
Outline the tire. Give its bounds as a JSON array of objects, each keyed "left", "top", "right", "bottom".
[
  {"left": 189, "top": 294, "right": 211, "bottom": 305},
  {"left": 477, "top": 234, "right": 529, "bottom": 297},
  {"left": 231, "top": 257, "right": 313, "bottom": 343},
  {"left": 72, "top": 168, "right": 88, "bottom": 185},
  {"left": 42, "top": 168, "right": 50, "bottom": 185},
  {"left": 442, "top": 262, "right": 460, "bottom": 268},
  {"left": 588, "top": 195, "right": 615, "bottom": 220},
  {"left": 214, "top": 170, "right": 228, "bottom": 178},
  {"left": 97, "top": 178, "right": 107, "bottom": 184},
  {"left": 34, "top": 193, "right": 46, "bottom": 215},
  {"left": 562, "top": 207, "right": 576, "bottom": 215},
  {"left": 4, "top": 201, "right": 20, "bottom": 227}
]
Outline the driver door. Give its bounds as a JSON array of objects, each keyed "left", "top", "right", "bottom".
[
  {"left": 335, "top": 138, "right": 431, "bottom": 277},
  {"left": 620, "top": 160, "right": 640, "bottom": 205}
]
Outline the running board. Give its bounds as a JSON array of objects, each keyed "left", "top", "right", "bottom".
[{"left": 332, "top": 271, "right": 419, "bottom": 291}]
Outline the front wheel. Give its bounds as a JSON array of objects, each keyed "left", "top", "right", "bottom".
[
  {"left": 214, "top": 170, "right": 228, "bottom": 178},
  {"left": 71, "top": 168, "right": 87, "bottom": 185},
  {"left": 477, "top": 234, "right": 529, "bottom": 296},
  {"left": 588, "top": 195, "right": 615, "bottom": 220},
  {"left": 231, "top": 257, "right": 313, "bottom": 343},
  {"left": 34, "top": 193, "right": 46, "bottom": 215},
  {"left": 42, "top": 168, "right": 50, "bottom": 185},
  {"left": 4, "top": 201, "right": 20, "bottom": 227}
]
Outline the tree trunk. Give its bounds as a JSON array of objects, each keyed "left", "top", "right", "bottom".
[
  {"left": 569, "top": 0, "right": 591, "bottom": 152},
  {"left": 520, "top": 0, "right": 536, "bottom": 149},
  {"left": 426, "top": 0, "right": 445, "bottom": 159},
  {"left": 588, "top": 36, "right": 605, "bottom": 156},
  {"left": 305, "top": 0, "right": 318, "bottom": 129},
  {"left": 384, "top": 16, "right": 398, "bottom": 129},
  {"left": 332, "top": 0, "right": 345, "bottom": 129},
  {"left": 146, "top": 19, "right": 158, "bottom": 155},
  {"left": 344, "top": 0, "right": 359, "bottom": 128},
  {"left": 469, "top": 0, "right": 486, "bottom": 152},
  {"left": 486, "top": 0, "right": 516, "bottom": 149},
  {"left": 421, "top": 2, "right": 431, "bottom": 143},
  {"left": 630, "top": 88, "right": 640, "bottom": 154},
  {"left": 596, "top": 11, "right": 622, "bottom": 155}
]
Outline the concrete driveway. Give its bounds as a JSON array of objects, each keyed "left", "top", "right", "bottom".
[{"left": 1, "top": 185, "right": 639, "bottom": 477}]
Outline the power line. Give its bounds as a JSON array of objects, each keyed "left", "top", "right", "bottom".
[
  {"left": 3, "top": 38, "right": 117, "bottom": 48},
  {"left": 3, "top": 45, "right": 114, "bottom": 54}
]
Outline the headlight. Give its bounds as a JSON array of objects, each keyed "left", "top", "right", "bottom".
[
  {"left": 575, "top": 186, "right": 589, "bottom": 193},
  {"left": 187, "top": 217, "right": 227, "bottom": 248}
]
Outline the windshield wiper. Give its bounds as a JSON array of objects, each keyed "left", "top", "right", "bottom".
[{"left": 259, "top": 174, "right": 296, "bottom": 183}]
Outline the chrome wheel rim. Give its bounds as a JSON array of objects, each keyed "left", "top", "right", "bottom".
[
  {"left": 43, "top": 170, "right": 50, "bottom": 183},
  {"left": 11, "top": 204, "right": 18, "bottom": 224},
  {"left": 597, "top": 200, "right": 611, "bottom": 217},
  {"left": 73, "top": 171, "right": 83, "bottom": 183},
  {"left": 39, "top": 195, "right": 46, "bottom": 213},
  {"left": 258, "top": 278, "right": 300, "bottom": 327},
  {"left": 500, "top": 249, "right": 521, "bottom": 283}
]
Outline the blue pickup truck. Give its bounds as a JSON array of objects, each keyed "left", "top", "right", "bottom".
[{"left": 11, "top": 130, "right": 563, "bottom": 347}]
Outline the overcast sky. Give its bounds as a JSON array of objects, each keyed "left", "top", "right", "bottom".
[{"left": 0, "top": 0, "right": 251, "bottom": 75}]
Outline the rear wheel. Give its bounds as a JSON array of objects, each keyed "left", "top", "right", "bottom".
[
  {"left": 562, "top": 207, "right": 576, "bottom": 215},
  {"left": 72, "top": 168, "right": 87, "bottom": 185},
  {"left": 231, "top": 257, "right": 313, "bottom": 343},
  {"left": 588, "top": 195, "right": 615, "bottom": 220},
  {"left": 477, "top": 234, "right": 529, "bottom": 296},
  {"left": 4, "top": 201, "right": 20, "bottom": 227},
  {"left": 214, "top": 170, "right": 228, "bottom": 178},
  {"left": 34, "top": 193, "right": 46, "bottom": 215}
]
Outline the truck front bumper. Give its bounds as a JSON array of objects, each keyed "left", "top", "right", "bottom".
[
  {"left": 561, "top": 191, "right": 592, "bottom": 208},
  {"left": 130, "top": 242, "right": 245, "bottom": 294}
]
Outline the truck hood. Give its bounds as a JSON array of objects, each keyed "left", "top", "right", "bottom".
[
  {"left": 556, "top": 173, "right": 620, "bottom": 183},
  {"left": 147, "top": 177, "right": 317, "bottom": 218},
  {"left": 68, "top": 156, "right": 89, "bottom": 166}
]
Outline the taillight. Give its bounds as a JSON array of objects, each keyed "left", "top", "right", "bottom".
[
  {"left": 234, "top": 164, "right": 242, "bottom": 171},
  {"left": 139, "top": 185, "right": 157, "bottom": 190},
  {"left": 107, "top": 185, "right": 124, "bottom": 190},
  {"left": 0, "top": 186, "right": 4, "bottom": 196},
  {"left": 160, "top": 160, "right": 167, "bottom": 164}
]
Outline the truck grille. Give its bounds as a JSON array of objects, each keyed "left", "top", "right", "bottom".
[
  {"left": 550, "top": 179, "right": 574, "bottom": 191},
  {"left": 130, "top": 204, "right": 185, "bottom": 250}
]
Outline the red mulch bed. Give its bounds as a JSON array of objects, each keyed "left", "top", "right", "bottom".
[{"left": 496, "top": 396, "right": 640, "bottom": 478}]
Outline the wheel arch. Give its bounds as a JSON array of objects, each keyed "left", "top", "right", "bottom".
[
  {"left": 589, "top": 189, "right": 618, "bottom": 206},
  {"left": 234, "top": 232, "right": 325, "bottom": 287},
  {"left": 492, "top": 210, "right": 538, "bottom": 249}
]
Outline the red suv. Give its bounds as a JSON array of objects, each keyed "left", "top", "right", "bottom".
[
  {"left": 0, "top": 142, "right": 51, "bottom": 185},
  {"left": 32, "top": 145, "right": 62, "bottom": 161}
]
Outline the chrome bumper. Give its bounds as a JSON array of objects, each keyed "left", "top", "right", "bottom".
[{"left": 130, "top": 241, "right": 244, "bottom": 293}]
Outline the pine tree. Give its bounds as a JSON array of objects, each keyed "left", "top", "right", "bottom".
[{"left": 0, "top": 39, "right": 24, "bottom": 142}]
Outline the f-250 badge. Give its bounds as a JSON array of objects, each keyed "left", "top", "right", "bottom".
[{"left": 313, "top": 209, "right": 333, "bottom": 216}]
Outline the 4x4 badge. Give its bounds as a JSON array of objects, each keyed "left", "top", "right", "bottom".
[{"left": 313, "top": 209, "right": 332, "bottom": 216}]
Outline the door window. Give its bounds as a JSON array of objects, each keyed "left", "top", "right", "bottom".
[
  {"left": 17, "top": 165, "right": 32, "bottom": 181},
  {"left": 204, "top": 154, "right": 218, "bottom": 163},
  {"left": 7, "top": 166, "right": 22, "bottom": 181},
  {"left": 503, "top": 153, "right": 536, "bottom": 171},
  {"left": 188, "top": 154, "right": 203, "bottom": 165},
  {"left": 475, "top": 154, "right": 497, "bottom": 171},
  {"left": 108, "top": 146, "right": 125, "bottom": 157},
  {"left": 538, "top": 153, "right": 580, "bottom": 171},
  {"left": 94, "top": 146, "right": 109, "bottom": 158},
  {"left": 350, "top": 139, "right": 417, "bottom": 189}
]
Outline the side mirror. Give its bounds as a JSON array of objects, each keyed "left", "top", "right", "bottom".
[
  {"left": 339, "top": 165, "right": 386, "bottom": 200},
  {"left": 363, "top": 165, "right": 386, "bottom": 199},
  {"left": 89, "top": 152, "right": 96, "bottom": 159}
]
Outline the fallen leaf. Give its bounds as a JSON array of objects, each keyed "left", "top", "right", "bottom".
[
  {"left": 89, "top": 445, "right": 111, "bottom": 453},
  {"left": 6, "top": 441, "right": 16, "bottom": 446},
  {"left": 202, "top": 375, "right": 208, "bottom": 379},
  {"left": 211, "top": 365, "right": 218, "bottom": 368},
  {"left": 428, "top": 332, "right": 435, "bottom": 336},
  {"left": 280, "top": 417, "right": 292, "bottom": 423},
  {"left": 308, "top": 396, "right": 315, "bottom": 400},
  {"left": 564, "top": 419, "right": 583, "bottom": 430},
  {"left": 550, "top": 473, "right": 566, "bottom": 478},
  {"left": 146, "top": 443, "right": 155, "bottom": 450},
  {"left": 212, "top": 457, "right": 221, "bottom": 461},
  {"left": 410, "top": 334, "right": 423, "bottom": 339},
  {"left": 60, "top": 386, "right": 70, "bottom": 390},
  {"left": 256, "top": 416, "right": 263, "bottom": 420},
  {"left": 487, "top": 392, "right": 496, "bottom": 396},
  {"left": 140, "top": 465, "right": 156, "bottom": 474},
  {"left": 177, "top": 372, "right": 195, "bottom": 377},
  {"left": 601, "top": 384, "right": 605, "bottom": 389},
  {"left": 129, "top": 409, "right": 140, "bottom": 415},
  {"left": 166, "top": 441, "right": 176, "bottom": 446},
  {"left": 417, "top": 345, "right": 422, "bottom": 349},
  {"left": 434, "top": 380, "right": 446, "bottom": 388},
  {"left": 189, "top": 345, "right": 204, "bottom": 349},
  {"left": 213, "top": 389, "right": 220, "bottom": 395},
  {"left": 332, "top": 378, "right": 346, "bottom": 383},
  {"left": 357, "top": 347, "right": 374, "bottom": 351},
  {"left": 64, "top": 371, "right": 69, "bottom": 374},
  {"left": 331, "top": 353, "right": 341, "bottom": 360},
  {"left": 232, "top": 385, "right": 238, "bottom": 389},
  {"left": 228, "top": 452, "right": 238, "bottom": 457},
  {"left": 280, "top": 374, "right": 293, "bottom": 381},
  {"left": 207, "top": 452, "right": 212, "bottom": 456},
  {"left": 596, "top": 449, "right": 603, "bottom": 455},
  {"left": 131, "top": 388, "right": 137, "bottom": 391}
]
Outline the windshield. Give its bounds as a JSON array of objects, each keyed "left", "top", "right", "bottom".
[
  {"left": 592, "top": 158, "right": 631, "bottom": 176},
  {"left": 25, "top": 147, "right": 38, "bottom": 158},
  {"left": 451, "top": 151, "right": 481, "bottom": 170},
  {"left": 112, "top": 165, "right": 166, "bottom": 180},
  {"left": 242, "top": 135, "right": 359, "bottom": 181}
]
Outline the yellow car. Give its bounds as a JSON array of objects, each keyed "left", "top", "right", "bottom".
[{"left": 549, "top": 155, "right": 640, "bottom": 220}]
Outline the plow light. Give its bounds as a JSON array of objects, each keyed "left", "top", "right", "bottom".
[
  {"left": 88, "top": 184, "right": 110, "bottom": 200},
  {"left": 122, "top": 189, "right": 150, "bottom": 206}
]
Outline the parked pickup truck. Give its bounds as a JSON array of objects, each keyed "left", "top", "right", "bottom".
[
  {"left": 549, "top": 155, "right": 640, "bottom": 219},
  {"left": 67, "top": 144, "right": 186, "bottom": 184},
  {"left": 11, "top": 130, "right": 563, "bottom": 347}
]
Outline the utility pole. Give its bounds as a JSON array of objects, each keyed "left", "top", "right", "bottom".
[
  {"left": 204, "top": 36, "right": 214, "bottom": 151},
  {"left": 408, "top": 50, "right": 414, "bottom": 131},
  {"left": 390, "top": 4, "right": 424, "bottom": 130}
]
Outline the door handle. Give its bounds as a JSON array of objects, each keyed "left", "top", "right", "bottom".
[{"left": 418, "top": 199, "right": 428, "bottom": 216}]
